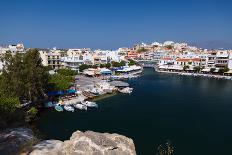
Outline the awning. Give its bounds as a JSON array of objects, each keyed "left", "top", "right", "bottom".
[
  {"left": 47, "top": 91, "right": 64, "bottom": 95},
  {"left": 67, "top": 89, "right": 77, "bottom": 93},
  {"left": 202, "top": 68, "right": 210, "bottom": 72},
  {"left": 224, "top": 70, "right": 232, "bottom": 74}
]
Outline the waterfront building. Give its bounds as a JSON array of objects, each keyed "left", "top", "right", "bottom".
[
  {"left": 176, "top": 58, "right": 201, "bottom": 66},
  {"left": 158, "top": 57, "right": 174, "bottom": 66},
  {"left": 39, "top": 50, "right": 62, "bottom": 70},
  {"left": 127, "top": 51, "right": 139, "bottom": 60},
  {"left": 227, "top": 51, "right": 232, "bottom": 70},
  {"left": 61, "top": 57, "right": 84, "bottom": 71},
  {"left": 215, "top": 50, "right": 229, "bottom": 68},
  {"left": 206, "top": 51, "right": 217, "bottom": 68},
  {"left": 153, "top": 50, "right": 168, "bottom": 63}
]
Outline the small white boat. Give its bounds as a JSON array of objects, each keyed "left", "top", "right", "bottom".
[
  {"left": 74, "top": 103, "right": 87, "bottom": 110},
  {"left": 119, "top": 87, "right": 133, "bottom": 94},
  {"left": 64, "top": 105, "right": 75, "bottom": 112},
  {"left": 55, "top": 104, "right": 63, "bottom": 112},
  {"left": 81, "top": 101, "right": 98, "bottom": 108}
]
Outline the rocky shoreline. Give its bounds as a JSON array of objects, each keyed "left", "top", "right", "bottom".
[{"left": 0, "top": 128, "right": 136, "bottom": 155}]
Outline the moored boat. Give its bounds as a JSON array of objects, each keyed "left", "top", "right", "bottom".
[
  {"left": 64, "top": 105, "right": 75, "bottom": 112},
  {"left": 81, "top": 100, "right": 98, "bottom": 108},
  {"left": 118, "top": 87, "right": 133, "bottom": 94},
  {"left": 74, "top": 103, "right": 87, "bottom": 110},
  {"left": 55, "top": 104, "right": 63, "bottom": 112}
]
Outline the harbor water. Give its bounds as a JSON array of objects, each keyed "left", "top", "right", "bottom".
[{"left": 37, "top": 68, "right": 232, "bottom": 155}]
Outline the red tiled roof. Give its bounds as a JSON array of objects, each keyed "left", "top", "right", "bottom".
[
  {"left": 176, "top": 58, "right": 201, "bottom": 62},
  {"left": 161, "top": 57, "right": 172, "bottom": 60}
]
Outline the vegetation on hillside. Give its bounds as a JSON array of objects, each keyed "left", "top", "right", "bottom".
[{"left": 137, "top": 47, "right": 148, "bottom": 53}]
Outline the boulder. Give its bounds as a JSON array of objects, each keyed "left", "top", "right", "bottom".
[
  {"left": 0, "top": 128, "right": 35, "bottom": 155},
  {"left": 31, "top": 130, "right": 136, "bottom": 155},
  {"left": 30, "top": 140, "right": 63, "bottom": 155}
]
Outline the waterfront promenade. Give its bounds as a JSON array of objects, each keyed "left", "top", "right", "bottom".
[{"left": 155, "top": 69, "right": 232, "bottom": 80}]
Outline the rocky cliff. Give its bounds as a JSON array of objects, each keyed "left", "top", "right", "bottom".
[
  {"left": 0, "top": 128, "right": 136, "bottom": 155},
  {"left": 0, "top": 128, "right": 36, "bottom": 155},
  {"left": 30, "top": 130, "right": 136, "bottom": 155}
]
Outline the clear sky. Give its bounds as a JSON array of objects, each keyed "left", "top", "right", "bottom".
[{"left": 0, "top": 0, "right": 231, "bottom": 49}]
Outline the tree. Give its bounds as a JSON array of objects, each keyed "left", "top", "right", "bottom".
[
  {"left": 111, "top": 61, "right": 121, "bottom": 67},
  {"left": 119, "top": 60, "right": 126, "bottom": 67},
  {"left": 105, "top": 63, "right": 111, "bottom": 68},
  {"left": 128, "top": 59, "right": 136, "bottom": 66},
  {"left": 57, "top": 68, "right": 77, "bottom": 76},
  {"left": 183, "top": 65, "right": 189, "bottom": 71},
  {"left": 193, "top": 66, "right": 201, "bottom": 73},
  {"left": 48, "top": 74, "right": 74, "bottom": 91},
  {"left": 111, "top": 61, "right": 126, "bottom": 67},
  {"left": 79, "top": 64, "right": 91, "bottom": 72},
  {"left": 1, "top": 49, "right": 49, "bottom": 102},
  {"left": 100, "top": 64, "right": 106, "bottom": 68},
  {"left": 0, "top": 92, "right": 21, "bottom": 126},
  {"left": 210, "top": 68, "right": 216, "bottom": 73},
  {"left": 23, "top": 49, "right": 49, "bottom": 101},
  {"left": 218, "top": 67, "right": 229, "bottom": 74}
]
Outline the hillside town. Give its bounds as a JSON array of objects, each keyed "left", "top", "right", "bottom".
[{"left": 1, "top": 41, "right": 232, "bottom": 76}]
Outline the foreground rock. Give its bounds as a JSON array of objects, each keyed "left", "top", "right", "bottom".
[
  {"left": 30, "top": 130, "right": 136, "bottom": 155},
  {"left": 0, "top": 128, "right": 35, "bottom": 155}
]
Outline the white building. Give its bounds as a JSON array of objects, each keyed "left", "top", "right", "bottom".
[
  {"left": 153, "top": 50, "right": 168, "bottom": 63},
  {"left": 9, "top": 43, "right": 25, "bottom": 54},
  {"left": 215, "top": 50, "right": 229, "bottom": 68},
  {"left": 93, "top": 50, "right": 121, "bottom": 64},
  {"left": 228, "top": 51, "right": 232, "bottom": 70},
  {"left": 39, "top": 50, "right": 62, "bottom": 70}
]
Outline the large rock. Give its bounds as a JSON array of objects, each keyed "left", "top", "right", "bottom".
[
  {"left": 0, "top": 128, "right": 35, "bottom": 155},
  {"left": 30, "top": 140, "right": 63, "bottom": 155},
  {"left": 30, "top": 130, "right": 136, "bottom": 155}
]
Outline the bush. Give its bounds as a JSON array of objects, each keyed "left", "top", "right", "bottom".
[
  {"left": 105, "top": 63, "right": 111, "bottom": 68},
  {"left": 193, "top": 66, "right": 201, "bottom": 73},
  {"left": 210, "top": 68, "right": 216, "bottom": 73},
  {"left": 48, "top": 74, "right": 74, "bottom": 91},
  {"left": 79, "top": 64, "right": 91, "bottom": 72},
  {"left": 218, "top": 67, "right": 229, "bottom": 74},
  {"left": 57, "top": 69, "right": 77, "bottom": 76},
  {"left": 25, "top": 107, "right": 38, "bottom": 122},
  {"left": 183, "top": 65, "right": 189, "bottom": 71},
  {"left": 128, "top": 59, "right": 136, "bottom": 66},
  {"left": 28, "top": 107, "right": 38, "bottom": 117},
  {"left": 0, "top": 93, "right": 21, "bottom": 125}
]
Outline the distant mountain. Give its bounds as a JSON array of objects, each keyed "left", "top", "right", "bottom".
[{"left": 191, "top": 40, "right": 232, "bottom": 50}]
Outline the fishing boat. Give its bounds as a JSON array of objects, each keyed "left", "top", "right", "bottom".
[
  {"left": 74, "top": 103, "right": 87, "bottom": 110},
  {"left": 64, "top": 105, "right": 75, "bottom": 112},
  {"left": 55, "top": 104, "right": 63, "bottom": 112},
  {"left": 90, "top": 88, "right": 99, "bottom": 95},
  {"left": 81, "top": 100, "right": 98, "bottom": 108},
  {"left": 118, "top": 87, "right": 133, "bottom": 94}
]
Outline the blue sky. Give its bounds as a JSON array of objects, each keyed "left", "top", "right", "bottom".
[{"left": 0, "top": 0, "right": 231, "bottom": 49}]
